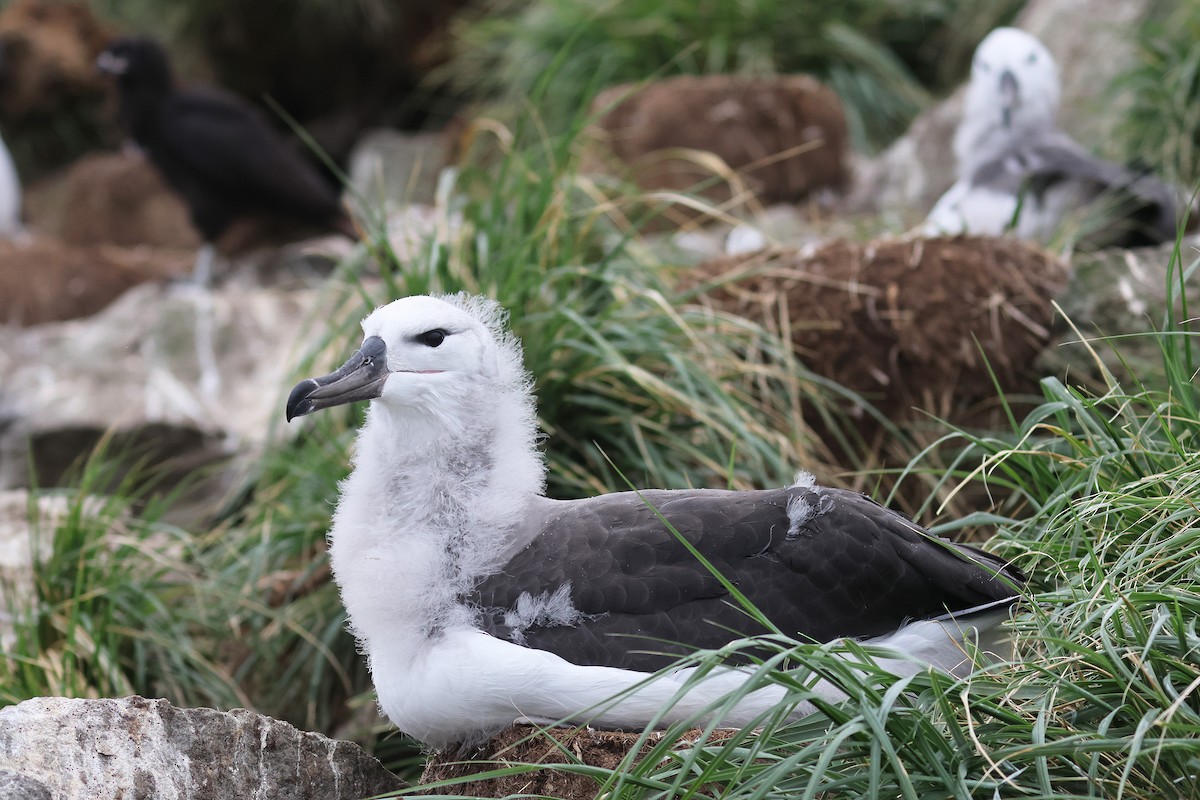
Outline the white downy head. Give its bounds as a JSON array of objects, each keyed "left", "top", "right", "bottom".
[{"left": 955, "top": 27, "right": 1061, "bottom": 176}]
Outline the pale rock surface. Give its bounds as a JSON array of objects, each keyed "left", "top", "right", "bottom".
[
  {"left": 0, "top": 696, "right": 402, "bottom": 800},
  {"left": 0, "top": 769, "right": 51, "bottom": 800},
  {"left": 1039, "top": 235, "right": 1200, "bottom": 384},
  {"left": 0, "top": 283, "right": 353, "bottom": 521},
  {"left": 347, "top": 128, "right": 447, "bottom": 210}
]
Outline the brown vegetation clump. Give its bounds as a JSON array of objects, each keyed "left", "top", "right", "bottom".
[
  {"left": 0, "top": 236, "right": 187, "bottom": 326},
  {"left": 588, "top": 75, "right": 849, "bottom": 224},
  {"left": 0, "top": 0, "right": 113, "bottom": 119},
  {"left": 27, "top": 152, "right": 200, "bottom": 249},
  {"left": 421, "top": 725, "right": 731, "bottom": 799},
  {"left": 690, "top": 235, "right": 1068, "bottom": 429}
]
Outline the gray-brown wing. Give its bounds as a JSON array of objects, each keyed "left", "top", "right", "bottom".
[
  {"left": 470, "top": 485, "right": 1020, "bottom": 671},
  {"left": 973, "top": 130, "right": 1180, "bottom": 243}
]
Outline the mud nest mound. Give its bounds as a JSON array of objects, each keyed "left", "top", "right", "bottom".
[
  {"left": 420, "top": 725, "right": 729, "bottom": 799},
  {"left": 588, "top": 75, "right": 848, "bottom": 227},
  {"left": 0, "top": 237, "right": 187, "bottom": 326},
  {"left": 691, "top": 235, "right": 1068, "bottom": 430}
]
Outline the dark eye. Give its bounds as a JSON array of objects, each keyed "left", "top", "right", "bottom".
[{"left": 418, "top": 329, "right": 447, "bottom": 348}]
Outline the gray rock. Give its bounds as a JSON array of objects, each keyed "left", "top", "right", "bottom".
[
  {"left": 347, "top": 128, "right": 447, "bottom": 210},
  {"left": 1040, "top": 236, "right": 1200, "bottom": 384},
  {"left": 843, "top": 91, "right": 964, "bottom": 223},
  {"left": 0, "top": 769, "right": 51, "bottom": 800},
  {"left": 847, "top": 0, "right": 1158, "bottom": 221},
  {"left": 0, "top": 696, "right": 402, "bottom": 800},
  {"left": 0, "top": 283, "right": 354, "bottom": 525}
]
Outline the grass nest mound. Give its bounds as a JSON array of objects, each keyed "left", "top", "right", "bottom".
[
  {"left": 690, "top": 235, "right": 1068, "bottom": 430},
  {"left": 420, "top": 725, "right": 730, "bottom": 799},
  {"left": 587, "top": 74, "right": 849, "bottom": 227}
]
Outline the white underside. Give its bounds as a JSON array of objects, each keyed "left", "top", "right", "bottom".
[
  {"left": 922, "top": 176, "right": 1091, "bottom": 243},
  {"left": 371, "top": 608, "right": 1008, "bottom": 749}
]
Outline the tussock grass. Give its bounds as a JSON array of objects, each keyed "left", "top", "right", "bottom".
[
  {"left": 0, "top": 447, "right": 245, "bottom": 710},
  {"left": 1116, "top": 0, "right": 1200, "bottom": 186}
]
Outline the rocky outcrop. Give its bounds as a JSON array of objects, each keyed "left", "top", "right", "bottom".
[
  {"left": 347, "top": 129, "right": 448, "bottom": 209},
  {"left": 846, "top": 0, "right": 1160, "bottom": 222},
  {"left": 0, "top": 770, "right": 51, "bottom": 800},
  {"left": 0, "top": 282, "right": 353, "bottom": 523},
  {"left": 589, "top": 74, "right": 848, "bottom": 224},
  {"left": 0, "top": 696, "right": 402, "bottom": 800},
  {"left": 842, "top": 94, "right": 962, "bottom": 224}
]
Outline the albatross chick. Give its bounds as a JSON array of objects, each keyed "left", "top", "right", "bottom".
[
  {"left": 286, "top": 293, "right": 1023, "bottom": 748},
  {"left": 924, "top": 27, "right": 1183, "bottom": 246}
]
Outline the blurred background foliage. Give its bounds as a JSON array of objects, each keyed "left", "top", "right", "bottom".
[
  {"left": 1116, "top": 0, "right": 1200, "bottom": 186},
  {"left": 5, "top": 0, "right": 1195, "bottom": 177},
  {"left": 439, "top": 0, "right": 1024, "bottom": 152}
]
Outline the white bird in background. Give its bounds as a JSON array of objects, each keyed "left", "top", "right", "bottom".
[
  {"left": 0, "top": 132, "right": 22, "bottom": 237},
  {"left": 924, "top": 27, "right": 1183, "bottom": 246},
  {"left": 286, "top": 293, "right": 1023, "bottom": 748}
]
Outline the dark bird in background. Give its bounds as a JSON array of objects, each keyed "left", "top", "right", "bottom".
[{"left": 96, "top": 36, "right": 355, "bottom": 285}]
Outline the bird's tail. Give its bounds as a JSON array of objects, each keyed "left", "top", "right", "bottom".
[{"left": 862, "top": 596, "right": 1018, "bottom": 679}]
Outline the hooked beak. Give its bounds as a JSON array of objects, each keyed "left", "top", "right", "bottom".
[
  {"left": 95, "top": 51, "right": 129, "bottom": 76},
  {"left": 286, "top": 336, "right": 389, "bottom": 421},
  {"left": 998, "top": 69, "right": 1019, "bottom": 127}
]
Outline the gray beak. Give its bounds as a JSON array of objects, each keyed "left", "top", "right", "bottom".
[
  {"left": 998, "top": 69, "right": 1019, "bottom": 126},
  {"left": 96, "top": 51, "right": 129, "bottom": 76},
  {"left": 286, "top": 336, "right": 389, "bottom": 421}
]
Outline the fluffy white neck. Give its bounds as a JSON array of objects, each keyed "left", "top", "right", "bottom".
[
  {"left": 327, "top": 383, "right": 546, "bottom": 667},
  {"left": 954, "top": 94, "right": 1058, "bottom": 180}
]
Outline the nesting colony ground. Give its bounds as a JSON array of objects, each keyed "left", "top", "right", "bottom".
[
  {"left": 421, "top": 725, "right": 733, "bottom": 799},
  {"left": 691, "top": 235, "right": 1068, "bottom": 430}
]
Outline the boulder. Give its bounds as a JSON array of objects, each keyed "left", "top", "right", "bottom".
[
  {"left": 690, "top": 236, "right": 1068, "bottom": 430},
  {"left": 0, "top": 770, "right": 51, "bottom": 800},
  {"left": 589, "top": 74, "right": 849, "bottom": 224},
  {"left": 842, "top": 94, "right": 963, "bottom": 224},
  {"left": 0, "top": 696, "right": 402, "bottom": 800},
  {"left": 0, "top": 235, "right": 190, "bottom": 326},
  {"left": 0, "top": 282, "right": 350, "bottom": 523},
  {"left": 846, "top": 0, "right": 1160, "bottom": 222}
]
